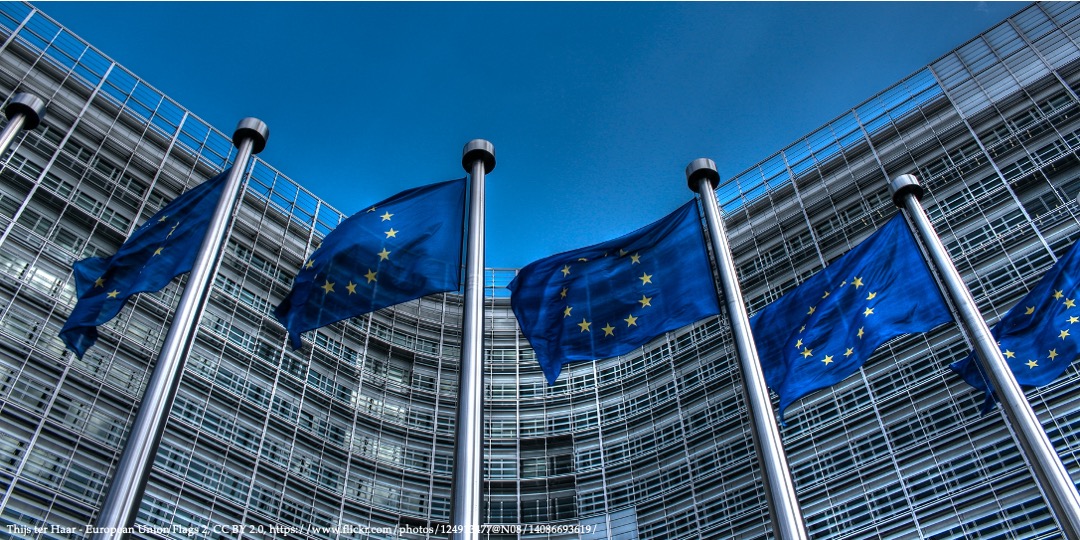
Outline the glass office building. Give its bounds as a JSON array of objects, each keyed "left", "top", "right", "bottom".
[{"left": 0, "top": 1, "right": 1079, "bottom": 538}]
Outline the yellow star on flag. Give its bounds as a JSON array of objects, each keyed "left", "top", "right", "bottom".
[
  {"left": 1070, "top": 316, "right": 1079, "bottom": 324},
  {"left": 378, "top": 248, "right": 391, "bottom": 261},
  {"left": 153, "top": 247, "right": 164, "bottom": 256},
  {"left": 857, "top": 327, "right": 865, "bottom": 339},
  {"left": 807, "top": 306, "right": 816, "bottom": 315},
  {"left": 385, "top": 228, "right": 398, "bottom": 238},
  {"left": 1027, "top": 360, "right": 1039, "bottom": 369},
  {"left": 639, "top": 272, "right": 652, "bottom": 285},
  {"left": 852, "top": 277, "right": 864, "bottom": 289},
  {"left": 1060, "top": 329, "right": 1071, "bottom": 340},
  {"left": 364, "top": 269, "right": 377, "bottom": 283},
  {"left": 630, "top": 253, "right": 641, "bottom": 264},
  {"left": 1048, "top": 349, "right": 1059, "bottom": 360},
  {"left": 602, "top": 324, "right": 615, "bottom": 337},
  {"left": 801, "top": 347, "right": 813, "bottom": 358},
  {"left": 844, "top": 348, "right": 854, "bottom": 357},
  {"left": 321, "top": 280, "right": 335, "bottom": 294},
  {"left": 578, "top": 319, "right": 592, "bottom": 332},
  {"left": 563, "top": 306, "right": 572, "bottom": 318},
  {"left": 1054, "top": 289, "right": 1064, "bottom": 300},
  {"left": 866, "top": 292, "right": 877, "bottom": 300},
  {"left": 863, "top": 307, "right": 874, "bottom": 317},
  {"left": 1026, "top": 306, "right": 1035, "bottom": 315},
  {"left": 624, "top": 314, "right": 638, "bottom": 326},
  {"left": 380, "top": 211, "right": 393, "bottom": 221},
  {"left": 639, "top": 295, "right": 652, "bottom": 308},
  {"left": 561, "top": 265, "right": 571, "bottom": 277},
  {"left": 94, "top": 277, "right": 105, "bottom": 288},
  {"left": 559, "top": 287, "right": 568, "bottom": 298},
  {"left": 1004, "top": 350, "right": 1016, "bottom": 358},
  {"left": 107, "top": 290, "right": 120, "bottom": 299},
  {"left": 346, "top": 282, "right": 357, "bottom": 295},
  {"left": 822, "top": 355, "right": 834, "bottom": 365},
  {"left": 1066, "top": 298, "right": 1076, "bottom": 309}
]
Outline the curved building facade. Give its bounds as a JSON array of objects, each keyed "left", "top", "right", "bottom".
[{"left": 0, "top": 2, "right": 1079, "bottom": 539}]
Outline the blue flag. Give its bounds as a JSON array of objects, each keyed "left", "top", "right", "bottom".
[
  {"left": 275, "top": 178, "right": 466, "bottom": 349},
  {"left": 60, "top": 169, "right": 230, "bottom": 358},
  {"left": 951, "top": 241, "right": 1080, "bottom": 411},
  {"left": 751, "top": 215, "right": 952, "bottom": 417},
  {"left": 508, "top": 200, "right": 721, "bottom": 384}
]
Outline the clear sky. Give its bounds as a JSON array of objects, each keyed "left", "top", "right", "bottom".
[{"left": 38, "top": 1, "right": 1027, "bottom": 269}]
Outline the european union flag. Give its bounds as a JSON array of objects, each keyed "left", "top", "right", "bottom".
[
  {"left": 508, "top": 200, "right": 721, "bottom": 384},
  {"left": 60, "top": 169, "right": 230, "bottom": 358},
  {"left": 751, "top": 215, "right": 952, "bottom": 417},
  {"left": 274, "top": 178, "right": 466, "bottom": 349},
  {"left": 951, "top": 241, "right": 1080, "bottom": 411}
]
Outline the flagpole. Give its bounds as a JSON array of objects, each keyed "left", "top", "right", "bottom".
[
  {"left": 686, "top": 158, "right": 809, "bottom": 540},
  {"left": 0, "top": 92, "right": 45, "bottom": 158},
  {"left": 91, "top": 118, "right": 268, "bottom": 539},
  {"left": 890, "top": 173, "right": 1080, "bottom": 539},
  {"left": 451, "top": 139, "right": 494, "bottom": 539}
]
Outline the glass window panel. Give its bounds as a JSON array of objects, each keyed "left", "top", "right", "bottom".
[
  {"left": 887, "top": 96, "right": 919, "bottom": 119},
  {"left": 24, "top": 11, "right": 59, "bottom": 43},
  {"left": 1015, "top": 5, "right": 1055, "bottom": 40},
  {"left": 855, "top": 97, "right": 886, "bottom": 124},
  {"left": 760, "top": 155, "right": 786, "bottom": 184},
  {"left": 149, "top": 114, "right": 175, "bottom": 138},
  {"left": 104, "top": 67, "right": 137, "bottom": 96},
  {"left": 1044, "top": 2, "right": 1080, "bottom": 25},
  {"left": 180, "top": 116, "right": 210, "bottom": 143},
  {"left": 125, "top": 100, "right": 151, "bottom": 122},
  {"left": 45, "top": 43, "right": 75, "bottom": 69},
  {"left": 79, "top": 47, "right": 110, "bottom": 77},
  {"left": 0, "top": 2, "right": 32, "bottom": 32},
  {"left": 957, "top": 38, "right": 995, "bottom": 74},
  {"left": 979, "top": 64, "right": 1021, "bottom": 102},
  {"left": 880, "top": 83, "right": 910, "bottom": 112},
  {"left": 985, "top": 22, "right": 1024, "bottom": 58},
  {"left": 52, "top": 29, "right": 84, "bottom": 60},
  {"left": 951, "top": 79, "right": 991, "bottom": 117},
  {"left": 789, "top": 156, "right": 814, "bottom": 177},
  {"left": 1004, "top": 47, "right": 1047, "bottom": 87},
  {"left": 155, "top": 99, "right": 184, "bottom": 128},
  {"left": 203, "top": 131, "right": 232, "bottom": 161},
  {"left": 1036, "top": 30, "right": 1080, "bottom": 67},
  {"left": 905, "top": 69, "right": 938, "bottom": 96},
  {"left": 784, "top": 140, "right": 810, "bottom": 165},
  {"left": 830, "top": 112, "right": 860, "bottom": 144},
  {"left": 130, "top": 82, "right": 162, "bottom": 112},
  {"left": 16, "top": 24, "right": 47, "bottom": 50},
  {"left": 73, "top": 64, "right": 101, "bottom": 86},
  {"left": 932, "top": 53, "right": 969, "bottom": 90}
]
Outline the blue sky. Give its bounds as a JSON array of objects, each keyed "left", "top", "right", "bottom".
[{"left": 40, "top": 1, "right": 1026, "bottom": 269}]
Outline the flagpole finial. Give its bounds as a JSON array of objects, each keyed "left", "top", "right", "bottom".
[
  {"left": 6, "top": 92, "right": 45, "bottom": 130},
  {"left": 462, "top": 139, "right": 495, "bottom": 173},
  {"left": 233, "top": 117, "right": 269, "bottom": 154},
  {"left": 686, "top": 158, "right": 720, "bottom": 192},
  {"left": 889, "top": 173, "right": 924, "bottom": 207}
]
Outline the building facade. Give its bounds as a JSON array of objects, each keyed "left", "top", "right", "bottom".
[{"left": 0, "top": 1, "right": 1077, "bottom": 539}]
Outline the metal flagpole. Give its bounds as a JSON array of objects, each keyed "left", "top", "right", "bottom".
[
  {"left": 0, "top": 92, "right": 45, "bottom": 158},
  {"left": 890, "top": 173, "right": 1080, "bottom": 539},
  {"left": 687, "top": 159, "right": 809, "bottom": 540},
  {"left": 451, "top": 139, "right": 494, "bottom": 539},
  {"left": 91, "top": 118, "right": 269, "bottom": 539}
]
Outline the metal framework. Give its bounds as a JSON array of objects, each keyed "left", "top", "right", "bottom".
[{"left": 0, "top": 2, "right": 1078, "bottom": 539}]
